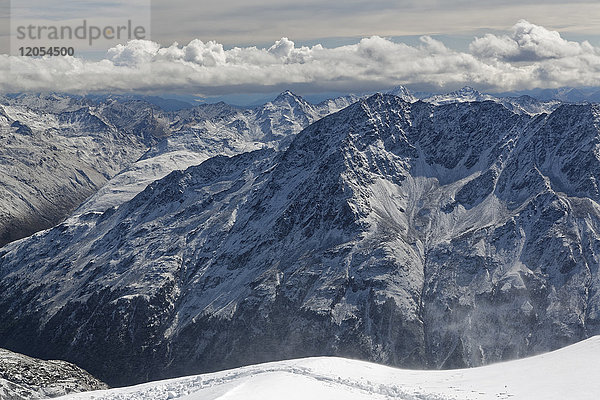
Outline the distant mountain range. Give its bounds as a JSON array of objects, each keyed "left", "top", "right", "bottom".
[
  {"left": 498, "top": 87, "right": 600, "bottom": 103},
  {"left": 387, "top": 86, "right": 563, "bottom": 115}
]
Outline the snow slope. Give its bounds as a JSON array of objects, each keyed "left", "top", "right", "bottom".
[{"left": 58, "top": 335, "right": 600, "bottom": 400}]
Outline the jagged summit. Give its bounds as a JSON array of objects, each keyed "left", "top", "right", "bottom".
[
  {"left": 455, "top": 85, "right": 478, "bottom": 94},
  {"left": 423, "top": 85, "right": 494, "bottom": 104},
  {"left": 416, "top": 86, "right": 563, "bottom": 115},
  {"left": 451, "top": 86, "right": 485, "bottom": 99},
  {"left": 272, "top": 90, "right": 306, "bottom": 104},
  {"left": 384, "top": 85, "right": 417, "bottom": 102}
]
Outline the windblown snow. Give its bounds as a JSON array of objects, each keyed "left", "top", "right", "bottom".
[{"left": 58, "top": 335, "right": 600, "bottom": 400}]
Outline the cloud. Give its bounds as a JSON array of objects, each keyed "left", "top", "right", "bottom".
[
  {"left": 469, "top": 19, "right": 595, "bottom": 61},
  {"left": 108, "top": 40, "right": 161, "bottom": 66},
  {"left": 1, "top": 20, "right": 600, "bottom": 95}
]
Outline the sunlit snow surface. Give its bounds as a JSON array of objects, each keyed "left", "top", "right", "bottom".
[{"left": 58, "top": 336, "right": 600, "bottom": 400}]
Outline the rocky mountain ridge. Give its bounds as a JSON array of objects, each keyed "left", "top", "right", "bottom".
[
  {"left": 1, "top": 94, "right": 598, "bottom": 387},
  {"left": 0, "top": 91, "right": 358, "bottom": 247},
  {"left": 0, "top": 347, "right": 107, "bottom": 399}
]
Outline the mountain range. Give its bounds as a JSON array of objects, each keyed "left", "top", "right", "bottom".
[
  {"left": 0, "top": 91, "right": 358, "bottom": 247},
  {"left": 0, "top": 86, "right": 570, "bottom": 248},
  {"left": 0, "top": 91, "right": 599, "bottom": 387}
]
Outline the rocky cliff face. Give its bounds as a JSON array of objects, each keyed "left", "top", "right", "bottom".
[
  {"left": 0, "top": 348, "right": 107, "bottom": 399},
  {"left": 0, "top": 95, "right": 599, "bottom": 387}
]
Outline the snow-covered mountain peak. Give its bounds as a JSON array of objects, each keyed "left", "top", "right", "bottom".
[
  {"left": 424, "top": 86, "right": 495, "bottom": 105},
  {"left": 272, "top": 90, "right": 307, "bottom": 106},
  {"left": 274, "top": 89, "right": 295, "bottom": 98},
  {"left": 418, "top": 86, "right": 564, "bottom": 115},
  {"left": 456, "top": 85, "right": 478, "bottom": 94},
  {"left": 384, "top": 85, "right": 417, "bottom": 102}
]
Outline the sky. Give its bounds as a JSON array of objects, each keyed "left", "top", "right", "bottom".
[
  {"left": 149, "top": 0, "right": 600, "bottom": 47},
  {"left": 1, "top": 0, "right": 600, "bottom": 99}
]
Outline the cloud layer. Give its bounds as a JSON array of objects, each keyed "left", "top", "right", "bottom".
[{"left": 2, "top": 20, "right": 600, "bottom": 95}]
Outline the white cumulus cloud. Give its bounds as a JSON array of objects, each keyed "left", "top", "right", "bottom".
[
  {"left": 469, "top": 19, "right": 595, "bottom": 61},
  {"left": 1, "top": 20, "right": 599, "bottom": 95}
]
